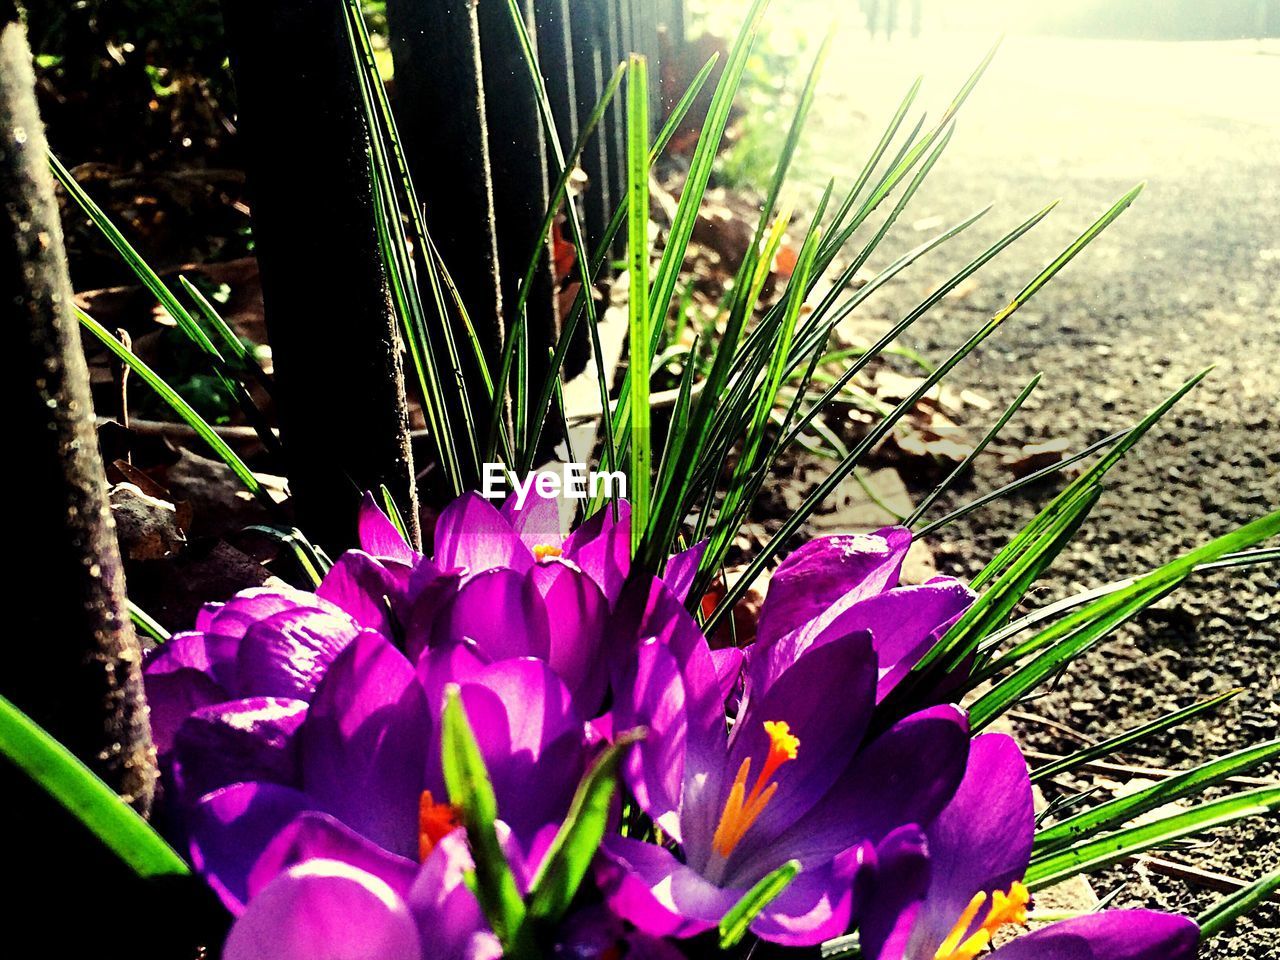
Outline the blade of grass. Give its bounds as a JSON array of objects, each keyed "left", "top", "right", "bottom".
[
  {"left": 1197, "top": 867, "right": 1280, "bottom": 939},
  {"left": 1034, "top": 739, "right": 1280, "bottom": 853},
  {"left": 626, "top": 55, "right": 652, "bottom": 551},
  {"left": 1023, "top": 786, "right": 1280, "bottom": 891},
  {"left": 0, "top": 694, "right": 189, "bottom": 877},
  {"left": 706, "top": 188, "right": 1141, "bottom": 633},
  {"left": 440, "top": 687, "right": 533, "bottom": 956},
  {"left": 78, "top": 307, "right": 273, "bottom": 511},
  {"left": 128, "top": 600, "right": 170, "bottom": 644},
  {"left": 718, "top": 859, "right": 800, "bottom": 949},
  {"left": 524, "top": 729, "right": 645, "bottom": 924},
  {"left": 906, "top": 373, "right": 1041, "bottom": 527},
  {"left": 1030, "top": 690, "right": 1242, "bottom": 784}
]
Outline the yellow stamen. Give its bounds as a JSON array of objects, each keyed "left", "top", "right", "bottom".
[
  {"left": 934, "top": 882, "right": 1030, "bottom": 960},
  {"left": 533, "top": 544, "right": 563, "bottom": 561},
  {"left": 711, "top": 721, "right": 800, "bottom": 859},
  {"left": 418, "top": 790, "right": 461, "bottom": 862}
]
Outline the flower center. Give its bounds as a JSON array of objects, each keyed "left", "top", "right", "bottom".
[
  {"left": 418, "top": 790, "right": 461, "bottom": 861},
  {"left": 933, "top": 881, "right": 1030, "bottom": 960},
  {"left": 533, "top": 544, "right": 563, "bottom": 561},
  {"left": 711, "top": 720, "right": 800, "bottom": 859}
]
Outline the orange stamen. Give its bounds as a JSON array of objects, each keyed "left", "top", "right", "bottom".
[
  {"left": 533, "top": 544, "right": 563, "bottom": 561},
  {"left": 418, "top": 790, "right": 461, "bottom": 862},
  {"left": 934, "top": 882, "right": 1030, "bottom": 960},
  {"left": 711, "top": 721, "right": 800, "bottom": 859}
]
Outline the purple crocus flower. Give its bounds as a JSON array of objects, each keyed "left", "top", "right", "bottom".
[
  {"left": 746, "top": 528, "right": 975, "bottom": 706},
  {"left": 171, "top": 628, "right": 589, "bottom": 916},
  {"left": 857, "top": 734, "right": 1200, "bottom": 960},
  {"left": 597, "top": 573, "right": 972, "bottom": 946}
]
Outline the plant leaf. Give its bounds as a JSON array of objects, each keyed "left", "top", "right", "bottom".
[
  {"left": 523, "top": 728, "right": 645, "bottom": 925},
  {"left": 0, "top": 694, "right": 189, "bottom": 877},
  {"left": 718, "top": 859, "right": 800, "bottom": 949}
]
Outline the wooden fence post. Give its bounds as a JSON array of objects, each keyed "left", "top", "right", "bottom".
[
  {"left": 386, "top": 0, "right": 506, "bottom": 428},
  {"left": 220, "top": 0, "right": 419, "bottom": 549},
  {"left": 476, "top": 0, "right": 560, "bottom": 439}
]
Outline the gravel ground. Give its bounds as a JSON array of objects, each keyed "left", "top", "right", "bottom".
[{"left": 778, "top": 17, "right": 1278, "bottom": 958}]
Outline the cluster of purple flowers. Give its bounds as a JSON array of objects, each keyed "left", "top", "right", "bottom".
[{"left": 145, "top": 492, "right": 1200, "bottom": 960}]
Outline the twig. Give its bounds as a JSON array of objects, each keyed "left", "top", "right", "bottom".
[
  {"left": 1133, "top": 855, "right": 1277, "bottom": 898},
  {"left": 1009, "top": 709, "right": 1097, "bottom": 746}
]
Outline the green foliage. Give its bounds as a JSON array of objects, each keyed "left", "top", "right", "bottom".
[{"left": 0, "top": 695, "right": 188, "bottom": 878}]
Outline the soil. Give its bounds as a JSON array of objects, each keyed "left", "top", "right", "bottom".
[{"left": 779, "top": 22, "right": 1278, "bottom": 959}]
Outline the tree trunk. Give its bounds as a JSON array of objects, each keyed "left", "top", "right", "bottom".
[
  {"left": 221, "top": 0, "right": 419, "bottom": 550},
  {"left": 2, "top": 4, "right": 154, "bottom": 812}
]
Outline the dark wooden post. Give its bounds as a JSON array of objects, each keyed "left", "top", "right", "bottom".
[
  {"left": 476, "top": 0, "right": 560, "bottom": 434},
  {"left": 534, "top": 0, "right": 578, "bottom": 151},
  {"left": 220, "top": 0, "right": 419, "bottom": 550},
  {"left": 570, "top": 0, "right": 613, "bottom": 254},
  {"left": 3, "top": 3, "right": 154, "bottom": 811},
  {"left": 600, "top": 0, "right": 628, "bottom": 258},
  {"left": 386, "top": 0, "right": 505, "bottom": 391}
]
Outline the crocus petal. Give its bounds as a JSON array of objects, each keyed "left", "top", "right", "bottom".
[
  {"left": 458, "top": 658, "right": 587, "bottom": 843},
  {"left": 732, "top": 705, "right": 968, "bottom": 882},
  {"left": 409, "top": 828, "right": 503, "bottom": 960},
  {"left": 750, "top": 845, "right": 868, "bottom": 947},
  {"left": 663, "top": 539, "right": 708, "bottom": 603},
  {"left": 248, "top": 811, "right": 417, "bottom": 901},
  {"left": 755, "top": 529, "right": 912, "bottom": 649},
  {"left": 189, "top": 781, "right": 311, "bottom": 913},
  {"left": 990, "top": 911, "right": 1199, "bottom": 960},
  {"left": 710, "top": 631, "right": 877, "bottom": 879},
  {"left": 562, "top": 501, "right": 631, "bottom": 603},
  {"left": 434, "top": 492, "right": 533, "bottom": 576},
  {"left": 210, "top": 587, "right": 333, "bottom": 651},
  {"left": 754, "top": 579, "right": 974, "bottom": 703},
  {"left": 914, "top": 733, "right": 1034, "bottom": 955},
  {"left": 172, "top": 697, "right": 308, "bottom": 804},
  {"left": 235, "top": 608, "right": 365, "bottom": 701},
  {"left": 596, "top": 835, "right": 741, "bottom": 939},
  {"left": 501, "top": 489, "right": 564, "bottom": 550},
  {"left": 535, "top": 561, "right": 611, "bottom": 712},
  {"left": 857, "top": 826, "right": 930, "bottom": 960},
  {"left": 144, "top": 630, "right": 238, "bottom": 688},
  {"left": 615, "top": 639, "right": 688, "bottom": 841},
  {"left": 710, "top": 647, "right": 744, "bottom": 704},
  {"left": 317, "top": 551, "right": 410, "bottom": 636},
  {"left": 432, "top": 569, "right": 551, "bottom": 661},
  {"left": 358, "top": 492, "right": 417, "bottom": 563},
  {"left": 401, "top": 561, "right": 463, "bottom": 662},
  {"left": 143, "top": 667, "right": 228, "bottom": 755},
  {"left": 300, "top": 632, "right": 430, "bottom": 859},
  {"left": 224, "top": 859, "right": 421, "bottom": 960}
]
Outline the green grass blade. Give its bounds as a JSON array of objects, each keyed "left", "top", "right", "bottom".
[
  {"left": 704, "top": 188, "right": 1132, "bottom": 632},
  {"left": 0, "top": 694, "right": 189, "bottom": 877},
  {"left": 77, "top": 307, "right": 272, "bottom": 510},
  {"left": 906, "top": 373, "right": 1041, "bottom": 527},
  {"left": 626, "top": 55, "right": 652, "bottom": 550},
  {"left": 1034, "top": 739, "right": 1280, "bottom": 854},
  {"left": 1197, "top": 867, "right": 1280, "bottom": 940},
  {"left": 129, "top": 600, "right": 170, "bottom": 644},
  {"left": 1023, "top": 786, "right": 1280, "bottom": 891},
  {"left": 524, "top": 729, "right": 645, "bottom": 924},
  {"left": 718, "top": 859, "right": 800, "bottom": 949},
  {"left": 1030, "top": 690, "right": 1242, "bottom": 784},
  {"left": 440, "top": 687, "right": 532, "bottom": 955},
  {"left": 968, "top": 508, "right": 1280, "bottom": 729},
  {"left": 50, "top": 152, "right": 221, "bottom": 361}
]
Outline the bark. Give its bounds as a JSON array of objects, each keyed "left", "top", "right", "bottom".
[
  {"left": 220, "top": 0, "right": 419, "bottom": 549},
  {"left": 2, "top": 5, "right": 154, "bottom": 811}
]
